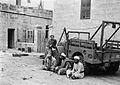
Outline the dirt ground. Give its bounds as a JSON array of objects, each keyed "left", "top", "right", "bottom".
[{"left": 0, "top": 49, "right": 120, "bottom": 85}]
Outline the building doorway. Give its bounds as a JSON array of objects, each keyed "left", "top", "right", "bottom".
[
  {"left": 8, "top": 29, "right": 15, "bottom": 48},
  {"left": 37, "top": 29, "right": 42, "bottom": 52}
]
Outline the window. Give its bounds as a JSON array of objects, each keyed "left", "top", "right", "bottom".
[
  {"left": 27, "top": 0, "right": 31, "bottom": 3},
  {"left": 27, "top": 30, "right": 34, "bottom": 43},
  {"left": 80, "top": 0, "right": 91, "bottom": 19},
  {"left": 45, "top": 25, "right": 49, "bottom": 38},
  {"left": 16, "top": 0, "right": 21, "bottom": 5},
  {"left": 18, "top": 30, "right": 34, "bottom": 43}
]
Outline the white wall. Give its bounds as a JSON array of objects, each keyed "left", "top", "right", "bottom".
[{"left": 53, "top": 0, "right": 120, "bottom": 45}]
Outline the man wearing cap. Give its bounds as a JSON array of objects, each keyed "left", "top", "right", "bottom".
[
  {"left": 47, "top": 35, "right": 57, "bottom": 49},
  {"left": 66, "top": 56, "right": 84, "bottom": 79},
  {"left": 55, "top": 53, "right": 72, "bottom": 75},
  {"left": 45, "top": 35, "right": 58, "bottom": 63},
  {"left": 45, "top": 35, "right": 57, "bottom": 58},
  {"left": 43, "top": 35, "right": 58, "bottom": 70}
]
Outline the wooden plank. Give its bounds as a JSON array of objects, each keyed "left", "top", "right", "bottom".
[{"left": 106, "top": 40, "right": 120, "bottom": 43}]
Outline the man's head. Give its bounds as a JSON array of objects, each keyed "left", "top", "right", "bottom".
[
  {"left": 50, "top": 35, "right": 54, "bottom": 39},
  {"left": 60, "top": 53, "right": 66, "bottom": 60},
  {"left": 74, "top": 56, "right": 80, "bottom": 63}
]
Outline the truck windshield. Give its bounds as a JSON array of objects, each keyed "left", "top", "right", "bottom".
[{"left": 68, "top": 31, "right": 90, "bottom": 40}]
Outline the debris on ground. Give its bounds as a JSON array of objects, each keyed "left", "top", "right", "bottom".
[
  {"left": 12, "top": 53, "right": 29, "bottom": 57},
  {"left": 2, "top": 50, "right": 6, "bottom": 52},
  {"left": 39, "top": 54, "right": 45, "bottom": 59},
  {"left": 49, "top": 72, "right": 54, "bottom": 76},
  {"left": 12, "top": 53, "right": 21, "bottom": 57},
  {"left": 1, "top": 68, "right": 4, "bottom": 72},
  {"left": 22, "top": 77, "right": 32, "bottom": 80}
]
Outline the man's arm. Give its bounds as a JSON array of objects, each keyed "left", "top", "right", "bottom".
[
  {"left": 65, "top": 62, "right": 72, "bottom": 69},
  {"left": 57, "top": 60, "right": 65, "bottom": 69}
]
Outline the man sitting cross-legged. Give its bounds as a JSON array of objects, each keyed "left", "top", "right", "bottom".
[
  {"left": 55, "top": 53, "right": 72, "bottom": 75},
  {"left": 66, "top": 56, "right": 84, "bottom": 79}
]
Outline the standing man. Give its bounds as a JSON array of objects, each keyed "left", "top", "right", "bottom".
[
  {"left": 47, "top": 35, "right": 57, "bottom": 50},
  {"left": 46, "top": 35, "right": 59, "bottom": 65},
  {"left": 66, "top": 56, "right": 84, "bottom": 79},
  {"left": 45, "top": 35, "right": 57, "bottom": 60},
  {"left": 43, "top": 35, "right": 58, "bottom": 71}
]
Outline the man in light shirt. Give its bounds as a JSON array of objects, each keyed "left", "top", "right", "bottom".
[{"left": 66, "top": 56, "right": 84, "bottom": 79}]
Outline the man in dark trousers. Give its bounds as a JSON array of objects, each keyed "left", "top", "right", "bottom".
[
  {"left": 45, "top": 35, "right": 57, "bottom": 57},
  {"left": 43, "top": 35, "right": 58, "bottom": 70},
  {"left": 47, "top": 35, "right": 57, "bottom": 49},
  {"left": 47, "top": 35, "right": 59, "bottom": 66},
  {"left": 55, "top": 53, "right": 72, "bottom": 75}
]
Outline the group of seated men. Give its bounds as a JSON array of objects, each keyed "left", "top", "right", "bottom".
[{"left": 42, "top": 35, "right": 84, "bottom": 79}]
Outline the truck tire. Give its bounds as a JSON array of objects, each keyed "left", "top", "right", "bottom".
[
  {"left": 84, "top": 63, "right": 90, "bottom": 76},
  {"left": 78, "top": 55, "right": 90, "bottom": 76},
  {"left": 105, "top": 62, "right": 119, "bottom": 74},
  {"left": 78, "top": 55, "right": 90, "bottom": 75}
]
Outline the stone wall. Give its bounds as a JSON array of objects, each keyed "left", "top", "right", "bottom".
[{"left": 0, "top": 2, "right": 53, "bottom": 52}]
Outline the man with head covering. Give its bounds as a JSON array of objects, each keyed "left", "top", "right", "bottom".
[
  {"left": 66, "top": 56, "right": 84, "bottom": 79},
  {"left": 55, "top": 53, "right": 72, "bottom": 75}
]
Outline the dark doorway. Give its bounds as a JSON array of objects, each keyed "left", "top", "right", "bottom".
[{"left": 8, "top": 29, "right": 15, "bottom": 48}]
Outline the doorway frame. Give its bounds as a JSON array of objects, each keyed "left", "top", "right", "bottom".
[{"left": 8, "top": 28, "right": 15, "bottom": 48}]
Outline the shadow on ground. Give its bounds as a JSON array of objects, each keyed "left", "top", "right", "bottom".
[{"left": 87, "top": 67, "right": 120, "bottom": 77}]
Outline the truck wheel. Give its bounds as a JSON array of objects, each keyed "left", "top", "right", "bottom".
[
  {"left": 78, "top": 55, "right": 89, "bottom": 76},
  {"left": 84, "top": 63, "right": 90, "bottom": 76},
  {"left": 105, "top": 62, "right": 119, "bottom": 74}
]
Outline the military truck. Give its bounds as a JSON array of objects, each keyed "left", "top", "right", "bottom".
[{"left": 57, "top": 21, "right": 120, "bottom": 75}]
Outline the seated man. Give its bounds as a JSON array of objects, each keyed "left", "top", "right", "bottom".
[
  {"left": 43, "top": 47, "right": 59, "bottom": 71},
  {"left": 66, "top": 56, "right": 84, "bottom": 79},
  {"left": 42, "top": 53, "right": 56, "bottom": 71},
  {"left": 55, "top": 53, "right": 72, "bottom": 75}
]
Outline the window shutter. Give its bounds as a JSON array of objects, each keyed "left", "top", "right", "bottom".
[
  {"left": 27, "top": 0, "right": 31, "bottom": 3},
  {"left": 80, "top": 0, "right": 91, "bottom": 19},
  {"left": 16, "top": 0, "right": 21, "bottom": 5}
]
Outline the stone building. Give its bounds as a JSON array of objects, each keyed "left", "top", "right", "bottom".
[
  {"left": 0, "top": 0, "right": 42, "bottom": 8},
  {"left": 0, "top": 2, "right": 53, "bottom": 52},
  {"left": 53, "top": 0, "right": 120, "bottom": 45}
]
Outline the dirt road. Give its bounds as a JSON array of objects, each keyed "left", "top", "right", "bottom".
[{"left": 0, "top": 50, "right": 120, "bottom": 85}]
